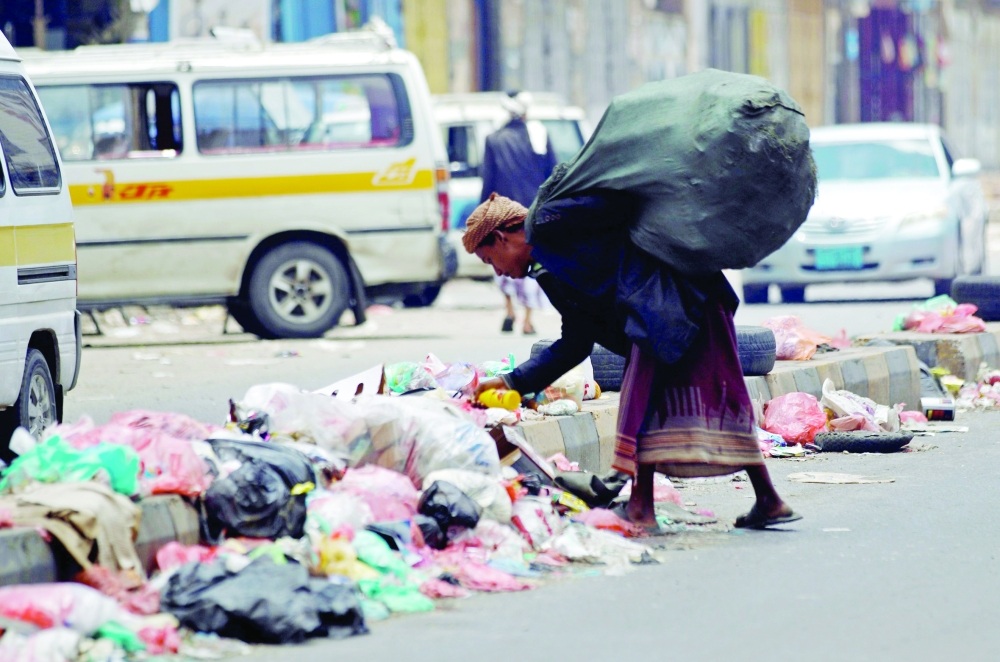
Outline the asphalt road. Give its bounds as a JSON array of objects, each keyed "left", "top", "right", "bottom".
[{"left": 243, "top": 414, "right": 997, "bottom": 662}]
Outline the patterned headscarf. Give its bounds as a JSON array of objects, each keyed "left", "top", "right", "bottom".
[{"left": 462, "top": 193, "right": 529, "bottom": 253}]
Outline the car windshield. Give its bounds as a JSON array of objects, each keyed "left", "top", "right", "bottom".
[{"left": 811, "top": 139, "right": 941, "bottom": 180}]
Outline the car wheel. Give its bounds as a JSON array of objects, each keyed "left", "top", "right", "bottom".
[
  {"left": 247, "top": 242, "right": 350, "bottom": 339},
  {"left": 403, "top": 285, "right": 442, "bottom": 308},
  {"left": 0, "top": 349, "right": 58, "bottom": 461},
  {"left": 742, "top": 283, "right": 769, "bottom": 304},
  {"left": 735, "top": 326, "right": 776, "bottom": 376},
  {"left": 951, "top": 276, "right": 1000, "bottom": 321},
  {"left": 780, "top": 285, "right": 806, "bottom": 304}
]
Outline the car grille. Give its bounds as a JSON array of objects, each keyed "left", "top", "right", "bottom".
[{"left": 801, "top": 216, "right": 888, "bottom": 236}]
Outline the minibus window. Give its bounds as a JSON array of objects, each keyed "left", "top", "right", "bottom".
[
  {"left": 0, "top": 76, "right": 61, "bottom": 193},
  {"left": 194, "top": 74, "right": 407, "bottom": 155},
  {"left": 36, "top": 82, "right": 182, "bottom": 161},
  {"left": 193, "top": 81, "right": 286, "bottom": 154}
]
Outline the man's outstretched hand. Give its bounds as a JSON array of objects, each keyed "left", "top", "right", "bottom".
[{"left": 474, "top": 377, "right": 507, "bottom": 400}]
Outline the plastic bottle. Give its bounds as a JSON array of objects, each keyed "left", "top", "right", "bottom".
[{"left": 478, "top": 388, "right": 521, "bottom": 411}]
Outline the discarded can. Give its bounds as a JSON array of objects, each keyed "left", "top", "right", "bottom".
[{"left": 921, "top": 396, "right": 956, "bottom": 421}]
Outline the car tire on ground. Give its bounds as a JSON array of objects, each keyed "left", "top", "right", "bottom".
[
  {"left": 735, "top": 326, "right": 776, "bottom": 376},
  {"left": 0, "top": 349, "right": 58, "bottom": 462},
  {"left": 245, "top": 242, "right": 350, "bottom": 339},
  {"left": 742, "top": 283, "right": 769, "bottom": 305},
  {"left": 780, "top": 285, "right": 806, "bottom": 304},
  {"left": 813, "top": 430, "right": 913, "bottom": 453},
  {"left": 403, "top": 285, "right": 442, "bottom": 308},
  {"left": 952, "top": 276, "right": 1000, "bottom": 321}
]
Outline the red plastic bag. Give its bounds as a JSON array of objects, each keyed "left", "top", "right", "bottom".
[
  {"left": 155, "top": 542, "right": 219, "bottom": 573},
  {"left": 571, "top": 508, "right": 642, "bottom": 538},
  {"left": 763, "top": 392, "right": 828, "bottom": 444}
]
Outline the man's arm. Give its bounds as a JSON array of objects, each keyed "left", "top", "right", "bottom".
[{"left": 501, "top": 308, "right": 595, "bottom": 395}]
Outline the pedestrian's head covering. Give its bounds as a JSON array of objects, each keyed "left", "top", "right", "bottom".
[{"left": 462, "top": 193, "right": 529, "bottom": 253}]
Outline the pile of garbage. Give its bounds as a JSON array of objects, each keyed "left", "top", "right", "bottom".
[
  {"left": 0, "top": 354, "right": 686, "bottom": 661},
  {"left": 894, "top": 295, "right": 987, "bottom": 335},
  {"left": 757, "top": 379, "right": 922, "bottom": 456},
  {"left": 760, "top": 316, "right": 850, "bottom": 361}
]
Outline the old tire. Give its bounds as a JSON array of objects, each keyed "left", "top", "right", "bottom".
[
  {"left": 529, "top": 340, "right": 627, "bottom": 392},
  {"left": 246, "top": 242, "right": 350, "bottom": 339},
  {"left": 0, "top": 349, "right": 58, "bottom": 463},
  {"left": 736, "top": 326, "right": 776, "bottom": 376},
  {"left": 742, "top": 283, "right": 769, "bottom": 304},
  {"left": 952, "top": 276, "right": 1000, "bottom": 321},
  {"left": 813, "top": 430, "right": 913, "bottom": 453}
]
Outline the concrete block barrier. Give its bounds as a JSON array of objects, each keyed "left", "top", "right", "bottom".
[
  {"left": 857, "top": 324, "right": 1000, "bottom": 381},
  {"left": 0, "top": 494, "right": 200, "bottom": 588}
]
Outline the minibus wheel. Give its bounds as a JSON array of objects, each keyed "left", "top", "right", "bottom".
[
  {"left": 247, "top": 242, "right": 350, "bottom": 339},
  {"left": 0, "top": 349, "right": 58, "bottom": 462}
]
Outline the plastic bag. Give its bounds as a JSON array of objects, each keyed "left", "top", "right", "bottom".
[
  {"left": 897, "top": 295, "right": 987, "bottom": 334},
  {"left": 543, "top": 523, "right": 649, "bottom": 567},
  {"left": 418, "top": 481, "right": 482, "bottom": 536},
  {"left": 0, "top": 437, "right": 139, "bottom": 496},
  {"left": 763, "top": 392, "right": 827, "bottom": 445},
  {"left": 317, "top": 537, "right": 380, "bottom": 581},
  {"left": 355, "top": 395, "right": 500, "bottom": 485},
  {"left": 423, "top": 469, "right": 511, "bottom": 523},
  {"left": 538, "top": 363, "right": 588, "bottom": 407},
  {"left": 0, "top": 584, "right": 129, "bottom": 634},
  {"left": 332, "top": 466, "right": 420, "bottom": 522},
  {"left": 479, "top": 354, "right": 516, "bottom": 378},
  {"left": 761, "top": 316, "right": 831, "bottom": 361},
  {"left": 0, "top": 628, "right": 81, "bottom": 662},
  {"left": 383, "top": 362, "right": 439, "bottom": 394},
  {"left": 820, "top": 379, "right": 899, "bottom": 433},
  {"left": 235, "top": 384, "right": 370, "bottom": 463},
  {"left": 509, "top": 496, "right": 564, "bottom": 549},
  {"left": 161, "top": 556, "right": 367, "bottom": 644},
  {"left": 155, "top": 542, "right": 220, "bottom": 573},
  {"left": 571, "top": 508, "right": 642, "bottom": 537},
  {"left": 304, "top": 491, "right": 373, "bottom": 544},
  {"left": 425, "top": 353, "right": 478, "bottom": 396}
]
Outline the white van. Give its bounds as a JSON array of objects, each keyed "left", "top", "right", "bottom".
[
  {"left": 433, "top": 93, "right": 589, "bottom": 278},
  {"left": 0, "top": 33, "right": 80, "bottom": 452},
  {"left": 23, "top": 29, "right": 455, "bottom": 338}
]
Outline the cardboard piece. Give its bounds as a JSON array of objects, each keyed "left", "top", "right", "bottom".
[
  {"left": 316, "top": 364, "right": 385, "bottom": 400},
  {"left": 490, "top": 426, "right": 556, "bottom": 484}
]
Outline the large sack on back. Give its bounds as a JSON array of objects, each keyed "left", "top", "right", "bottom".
[{"left": 527, "top": 69, "right": 816, "bottom": 275}]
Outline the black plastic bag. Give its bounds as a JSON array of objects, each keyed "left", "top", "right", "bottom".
[
  {"left": 367, "top": 515, "right": 445, "bottom": 551},
  {"left": 202, "top": 438, "right": 315, "bottom": 541},
  {"left": 554, "top": 470, "right": 629, "bottom": 508},
  {"left": 161, "top": 556, "right": 367, "bottom": 644},
  {"left": 418, "top": 481, "right": 481, "bottom": 537}
]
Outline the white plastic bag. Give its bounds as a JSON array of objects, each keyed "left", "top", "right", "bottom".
[
  {"left": 820, "top": 379, "right": 899, "bottom": 432},
  {"left": 543, "top": 522, "right": 649, "bottom": 566},
  {"left": 355, "top": 395, "right": 500, "bottom": 485},
  {"left": 510, "top": 496, "right": 564, "bottom": 549},
  {"left": 237, "top": 383, "right": 371, "bottom": 462}
]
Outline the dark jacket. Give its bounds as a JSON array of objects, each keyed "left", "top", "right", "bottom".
[
  {"left": 480, "top": 118, "right": 558, "bottom": 206},
  {"left": 505, "top": 194, "right": 738, "bottom": 395}
]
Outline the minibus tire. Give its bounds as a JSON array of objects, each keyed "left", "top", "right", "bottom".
[
  {"left": 0, "top": 349, "right": 58, "bottom": 463},
  {"left": 247, "top": 242, "right": 350, "bottom": 339}
]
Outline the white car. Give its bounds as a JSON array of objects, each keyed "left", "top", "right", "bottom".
[{"left": 742, "top": 123, "right": 989, "bottom": 303}]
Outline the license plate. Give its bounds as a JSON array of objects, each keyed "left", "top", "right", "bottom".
[{"left": 814, "top": 247, "right": 864, "bottom": 271}]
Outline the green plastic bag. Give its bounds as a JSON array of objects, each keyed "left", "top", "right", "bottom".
[
  {"left": 384, "top": 362, "right": 439, "bottom": 394},
  {"left": 0, "top": 436, "right": 140, "bottom": 495},
  {"left": 357, "top": 578, "right": 435, "bottom": 614},
  {"left": 96, "top": 621, "right": 146, "bottom": 653},
  {"left": 352, "top": 530, "right": 411, "bottom": 578}
]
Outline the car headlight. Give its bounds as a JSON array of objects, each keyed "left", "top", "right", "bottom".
[{"left": 899, "top": 207, "right": 949, "bottom": 229}]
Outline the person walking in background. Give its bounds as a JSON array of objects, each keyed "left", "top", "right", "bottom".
[{"left": 479, "top": 91, "right": 558, "bottom": 335}]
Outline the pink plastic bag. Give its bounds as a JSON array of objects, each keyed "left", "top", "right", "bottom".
[
  {"left": 763, "top": 393, "right": 828, "bottom": 444},
  {"left": 332, "top": 466, "right": 420, "bottom": 522},
  {"left": 572, "top": 508, "right": 642, "bottom": 537},
  {"left": 0, "top": 584, "right": 124, "bottom": 633},
  {"left": 903, "top": 299, "right": 987, "bottom": 334},
  {"left": 451, "top": 560, "right": 533, "bottom": 592},
  {"left": 761, "top": 316, "right": 832, "bottom": 361},
  {"left": 155, "top": 542, "right": 219, "bottom": 572},
  {"left": 900, "top": 410, "right": 929, "bottom": 424}
]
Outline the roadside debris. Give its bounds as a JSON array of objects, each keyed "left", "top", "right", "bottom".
[
  {"left": 895, "top": 295, "right": 986, "bottom": 334},
  {"left": 787, "top": 472, "right": 895, "bottom": 484},
  {"left": 761, "top": 316, "right": 835, "bottom": 360}
]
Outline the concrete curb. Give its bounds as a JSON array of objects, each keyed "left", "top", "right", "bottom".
[
  {"left": 857, "top": 324, "right": 1000, "bottom": 381},
  {"left": 0, "top": 494, "right": 199, "bottom": 588},
  {"left": 516, "top": 344, "right": 923, "bottom": 475}
]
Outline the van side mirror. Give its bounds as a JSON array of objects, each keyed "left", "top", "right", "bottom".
[{"left": 952, "top": 158, "right": 981, "bottom": 178}]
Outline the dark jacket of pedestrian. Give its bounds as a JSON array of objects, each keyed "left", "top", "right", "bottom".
[{"left": 479, "top": 118, "right": 558, "bottom": 206}]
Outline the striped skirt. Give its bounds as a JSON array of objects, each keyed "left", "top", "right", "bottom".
[{"left": 613, "top": 299, "right": 763, "bottom": 478}]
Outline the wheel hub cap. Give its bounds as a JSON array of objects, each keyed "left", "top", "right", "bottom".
[{"left": 268, "top": 259, "right": 335, "bottom": 325}]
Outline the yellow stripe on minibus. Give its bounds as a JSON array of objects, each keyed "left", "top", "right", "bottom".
[
  {"left": 69, "top": 168, "right": 435, "bottom": 206},
  {"left": 3, "top": 224, "right": 76, "bottom": 267}
]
